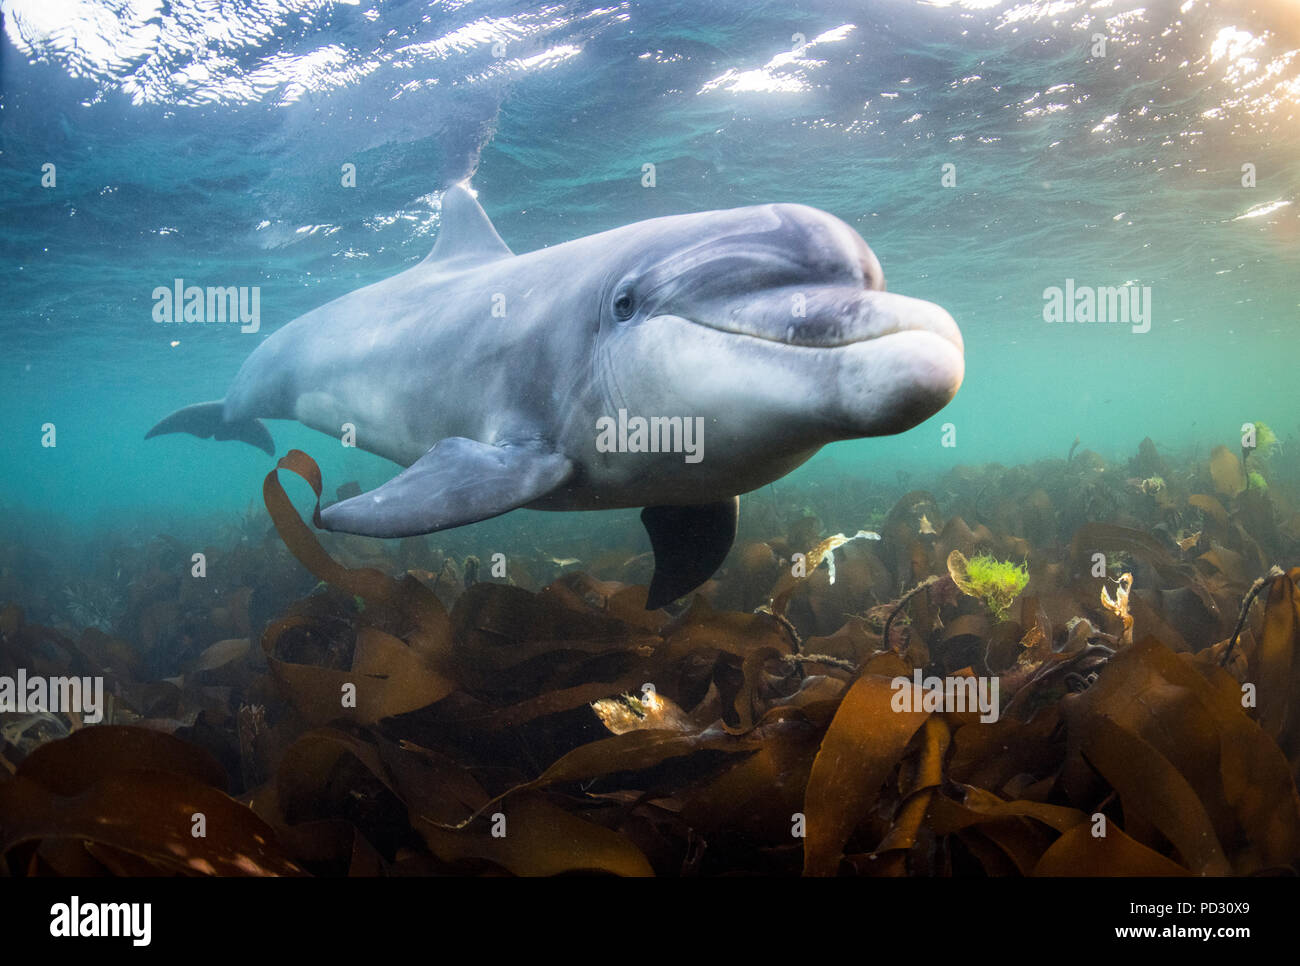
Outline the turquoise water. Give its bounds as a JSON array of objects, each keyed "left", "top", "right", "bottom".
[{"left": 1, "top": 0, "right": 1296, "bottom": 538}]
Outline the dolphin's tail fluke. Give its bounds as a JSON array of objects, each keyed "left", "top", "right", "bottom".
[{"left": 145, "top": 400, "right": 274, "bottom": 455}]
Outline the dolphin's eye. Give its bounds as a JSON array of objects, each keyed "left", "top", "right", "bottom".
[{"left": 612, "top": 286, "right": 636, "bottom": 321}]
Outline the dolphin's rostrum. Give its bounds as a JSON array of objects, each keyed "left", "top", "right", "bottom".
[{"left": 147, "top": 183, "right": 964, "bottom": 609}]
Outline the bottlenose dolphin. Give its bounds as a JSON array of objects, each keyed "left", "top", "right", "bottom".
[{"left": 148, "top": 184, "right": 964, "bottom": 608}]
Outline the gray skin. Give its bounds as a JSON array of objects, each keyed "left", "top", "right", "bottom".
[{"left": 148, "top": 183, "right": 964, "bottom": 607}]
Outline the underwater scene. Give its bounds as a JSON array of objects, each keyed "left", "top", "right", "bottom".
[{"left": 1, "top": 0, "right": 1299, "bottom": 901}]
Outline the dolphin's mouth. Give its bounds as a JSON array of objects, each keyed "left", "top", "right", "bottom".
[
  {"left": 674, "top": 287, "right": 964, "bottom": 355},
  {"left": 667, "top": 286, "right": 966, "bottom": 439},
  {"left": 826, "top": 327, "right": 966, "bottom": 438}
]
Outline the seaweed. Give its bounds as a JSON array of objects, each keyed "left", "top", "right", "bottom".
[
  {"left": 1, "top": 434, "right": 1298, "bottom": 877},
  {"left": 946, "top": 551, "right": 1030, "bottom": 621}
]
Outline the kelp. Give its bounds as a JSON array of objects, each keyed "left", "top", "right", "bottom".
[
  {"left": 1211, "top": 445, "right": 1247, "bottom": 498},
  {"left": 803, "top": 664, "right": 928, "bottom": 876},
  {"left": 0, "top": 726, "right": 303, "bottom": 876},
  {"left": 2, "top": 435, "right": 1299, "bottom": 876}
]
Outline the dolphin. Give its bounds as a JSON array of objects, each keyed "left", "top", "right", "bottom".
[{"left": 147, "top": 184, "right": 964, "bottom": 608}]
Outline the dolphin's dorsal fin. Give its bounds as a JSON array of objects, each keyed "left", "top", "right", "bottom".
[{"left": 422, "top": 182, "right": 513, "bottom": 268}]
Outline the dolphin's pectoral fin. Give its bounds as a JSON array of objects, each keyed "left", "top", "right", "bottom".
[
  {"left": 145, "top": 400, "right": 274, "bottom": 455},
  {"left": 641, "top": 498, "right": 739, "bottom": 610},
  {"left": 318, "top": 437, "right": 573, "bottom": 538}
]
